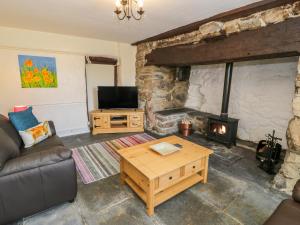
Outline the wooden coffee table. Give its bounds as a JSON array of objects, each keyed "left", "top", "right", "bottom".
[{"left": 118, "top": 135, "right": 213, "bottom": 216}]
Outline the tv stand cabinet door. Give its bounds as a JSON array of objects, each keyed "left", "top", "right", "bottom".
[
  {"left": 93, "top": 115, "right": 110, "bottom": 129},
  {"left": 129, "top": 114, "right": 143, "bottom": 128}
]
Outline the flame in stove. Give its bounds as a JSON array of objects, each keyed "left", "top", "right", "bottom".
[
  {"left": 213, "top": 125, "right": 227, "bottom": 134},
  {"left": 221, "top": 125, "right": 226, "bottom": 134}
]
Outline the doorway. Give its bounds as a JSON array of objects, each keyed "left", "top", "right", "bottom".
[{"left": 85, "top": 56, "right": 118, "bottom": 124}]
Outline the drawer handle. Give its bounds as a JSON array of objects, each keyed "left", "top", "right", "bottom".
[
  {"left": 193, "top": 166, "right": 196, "bottom": 169},
  {"left": 169, "top": 176, "right": 173, "bottom": 180}
]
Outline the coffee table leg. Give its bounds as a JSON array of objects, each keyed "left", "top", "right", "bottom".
[
  {"left": 146, "top": 180, "right": 155, "bottom": 216},
  {"left": 120, "top": 159, "right": 125, "bottom": 185},
  {"left": 202, "top": 156, "right": 209, "bottom": 184}
]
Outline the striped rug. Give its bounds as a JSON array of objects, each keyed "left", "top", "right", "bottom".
[{"left": 71, "top": 133, "right": 156, "bottom": 184}]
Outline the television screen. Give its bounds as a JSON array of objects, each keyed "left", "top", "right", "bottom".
[{"left": 98, "top": 86, "right": 138, "bottom": 109}]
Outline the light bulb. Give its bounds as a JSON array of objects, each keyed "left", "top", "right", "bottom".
[
  {"left": 137, "top": 0, "right": 144, "bottom": 8},
  {"left": 115, "top": 0, "right": 121, "bottom": 8}
]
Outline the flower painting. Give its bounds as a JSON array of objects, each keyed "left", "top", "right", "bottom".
[{"left": 18, "top": 55, "right": 58, "bottom": 88}]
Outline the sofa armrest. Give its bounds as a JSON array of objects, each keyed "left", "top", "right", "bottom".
[
  {"left": 0, "top": 145, "right": 72, "bottom": 177},
  {"left": 263, "top": 199, "right": 300, "bottom": 225},
  {"left": 48, "top": 120, "right": 56, "bottom": 136},
  {"left": 292, "top": 180, "right": 300, "bottom": 203}
]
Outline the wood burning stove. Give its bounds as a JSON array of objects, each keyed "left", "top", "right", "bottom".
[
  {"left": 207, "top": 115, "right": 239, "bottom": 147},
  {"left": 207, "top": 62, "right": 239, "bottom": 147}
]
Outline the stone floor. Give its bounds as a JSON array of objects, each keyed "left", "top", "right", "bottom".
[{"left": 12, "top": 132, "right": 289, "bottom": 225}]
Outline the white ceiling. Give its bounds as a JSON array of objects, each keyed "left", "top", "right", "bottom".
[{"left": 0, "top": 0, "right": 260, "bottom": 43}]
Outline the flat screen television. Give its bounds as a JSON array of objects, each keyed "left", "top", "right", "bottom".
[{"left": 98, "top": 86, "right": 138, "bottom": 109}]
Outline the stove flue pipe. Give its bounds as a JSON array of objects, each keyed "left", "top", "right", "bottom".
[{"left": 221, "top": 62, "right": 233, "bottom": 118}]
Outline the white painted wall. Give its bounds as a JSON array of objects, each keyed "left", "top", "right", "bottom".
[
  {"left": 0, "top": 26, "right": 136, "bottom": 136},
  {"left": 118, "top": 43, "right": 136, "bottom": 86},
  {"left": 86, "top": 64, "right": 114, "bottom": 113},
  {"left": 186, "top": 57, "right": 298, "bottom": 148},
  {"left": 0, "top": 49, "right": 88, "bottom": 136}
]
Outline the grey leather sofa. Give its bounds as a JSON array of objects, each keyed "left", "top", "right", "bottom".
[
  {"left": 264, "top": 180, "right": 300, "bottom": 225},
  {"left": 0, "top": 115, "right": 77, "bottom": 225}
]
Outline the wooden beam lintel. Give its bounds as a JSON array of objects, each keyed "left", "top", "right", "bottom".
[
  {"left": 86, "top": 56, "right": 118, "bottom": 65},
  {"left": 145, "top": 17, "right": 300, "bottom": 66}
]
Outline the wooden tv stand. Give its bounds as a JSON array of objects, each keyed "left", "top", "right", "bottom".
[{"left": 91, "top": 109, "right": 144, "bottom": 135}]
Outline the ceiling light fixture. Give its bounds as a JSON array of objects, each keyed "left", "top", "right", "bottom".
[{"left": 114, "top": 0, "right": 145, "bottom": 21}]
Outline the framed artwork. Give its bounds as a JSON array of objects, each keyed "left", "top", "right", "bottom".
[{"left": 18, "top": 55, "right": 58, "bottom": 88}]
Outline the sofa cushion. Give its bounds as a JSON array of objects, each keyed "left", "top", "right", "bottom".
[
  {"left": 264, "top": 199, "right": 300, "bottom": 225},
  {"left": 19, "top": 122, "right": 53, "bottom": 148},
  {"left": 292, "top": 180, "right": 300, "bottom": 203},
  {"left": 0, "top": 145, "right": 72, "bottom": 177},
  {"left": 0, "top": 115, "right": 23, "bottom": 148},
  {"left": 0, "top": 128, "right": 20, "bottom": 170},
  {"left": 21, "top": 135, "right": 64, "bottom": 155},
  {"left": 8, "top": 106, "right": 39, "bottom": 131}
]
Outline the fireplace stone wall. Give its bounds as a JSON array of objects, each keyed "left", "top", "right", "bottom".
[
  {"left": 136, "top": 45, "right": 189, "bottom": 128},
  {"left": 274, "top": 59, "right": 300, "bottom": 193}
]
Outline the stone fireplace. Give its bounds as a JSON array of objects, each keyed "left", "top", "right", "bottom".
[{"left": 135, "top": 2, "right": 300, "bottom": 194}]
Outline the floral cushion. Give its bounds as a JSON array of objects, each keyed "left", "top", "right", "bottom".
[{"left": 19, "top": 122, "right": 53, "bottom": 148}]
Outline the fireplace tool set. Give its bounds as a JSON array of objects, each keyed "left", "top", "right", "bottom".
[{"left": 256, "top": 130, "right": 282, "bottom": 174}]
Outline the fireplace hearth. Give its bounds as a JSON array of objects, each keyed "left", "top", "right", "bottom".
[{"left": 207, "top": 62, "right": 239, "bottom": 147}]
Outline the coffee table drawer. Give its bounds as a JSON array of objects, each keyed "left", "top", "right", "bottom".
[
  {"left": 185, "top": 160, "right": 202, "bottom": 176},
  {"left": 124, "top": 162, "right": 148, "bottom": 191},
  {"left": 159, "top": 169, "right": 181, "bottom": 189}
]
